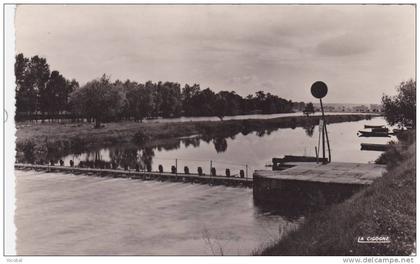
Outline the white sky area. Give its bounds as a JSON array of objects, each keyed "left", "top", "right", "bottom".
[{"left": 15, "top": 5, "right": 415, "bottom": 104}]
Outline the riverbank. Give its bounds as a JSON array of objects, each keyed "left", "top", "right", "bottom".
[
  {"left": 16, "top": 114, "right": 375, "bottom": 163},
  {"left": 256, "top": 131, "right": 415, "bottom": 256}
]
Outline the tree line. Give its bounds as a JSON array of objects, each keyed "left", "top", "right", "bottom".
[
  {"left": 15, "top": 54, "right": 297, "bottom": 126},
  {"left": 15, "top": 53, "right": 79, "bottom": 119}
]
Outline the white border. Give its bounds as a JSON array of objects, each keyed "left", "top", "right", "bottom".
[
  {"left": 4, "top": 4, "right": 16, "bottom": 256},
  {"left": 2, "top": 2, "right": 418, "bottom": 264}
]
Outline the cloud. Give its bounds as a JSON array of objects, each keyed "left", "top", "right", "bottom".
[
  {"left": 315, "top": 33, "right": 373, "bottom": 57},
  {"left": 14, "top": 5, "right": 415, "bottom": 103}
]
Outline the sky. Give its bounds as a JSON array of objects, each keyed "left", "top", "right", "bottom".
[{"left": 15, "top": 4, "right": 415, "bottom": 104}]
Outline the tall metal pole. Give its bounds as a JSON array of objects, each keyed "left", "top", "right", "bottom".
[
  {"left": 320, "top": 99, "right": 326, "bottom": 161},
  {"left": 319, "top": 98, "right": 331, "bottom": 163}
]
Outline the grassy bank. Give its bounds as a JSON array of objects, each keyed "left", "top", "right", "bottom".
[
  {"left": 16, "top": 114, "right": 374, "bottom": 163},
  {"left": 256, "top": 131, "right": 415, "bottom": 256}
]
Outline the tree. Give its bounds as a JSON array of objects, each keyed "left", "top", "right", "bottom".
[
  {"left": 382, "top": 80, "right": 416, "bottom": 129},
  {"left": 15, "top": 54, "right": 27, "bottom": 87},
  {"left": 182, "top": 84, "right": 201, "bottom": 116},
  {"left": 65, "top": 79, "right": 79, "bottom": 111},
  {"left": 214, "top": 92, "right": 230, "bottom": 120},
  {"left": 195, "top": 88, "right": 216, "bottom": 116},
  {"left": 15, "top": 54, "right": 49, "bottom": 115},
  {"left": 15, "top": 54, "right": 33, "bottom": 114},
  {"left": 158, "top": 82, "right": 182, "bottom": 118},
  {"left": 118, "top": 80, "right": 137, "bottom": 120},
  {"left": 242, "top": 94, "right": 257, "bottom": 114},
  {"left": 70, "top": 75, "right": 124, "bottom": 128},
  {"left": 125, "top": 82, "right": 154, "bottom": 122},
  {"left": 27, "top": 56, "right": 50, "bottom": 114},
  {"left": 263, "top": 93, "right": 278, "bottom": 114},
  {"left": 44, "top": 70, "right": 67, "bottom": 116},
  {"left": 15, "top": 54, "right": 76, "bottom": 120},
  {"left": 303, "top": 103, "right": 315, "bottom": 117},
  {"left": 220, "top": 91, "right": 242, "bottom": 116}
]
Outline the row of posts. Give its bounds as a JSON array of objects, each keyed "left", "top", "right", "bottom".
[
  {"left": 157, "top": 164, "right": 246, "bottom": 178},
  {"left": 44, "top": 159, "right": 247, "bottom": 178}
]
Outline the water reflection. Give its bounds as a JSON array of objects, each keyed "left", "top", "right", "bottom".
[
  {"left": 64, "top": 135, "right": 233, "bottom": 170},
  {"left": 211, "top": 137, "right": 227, "bottom": 153},
  {"left": 18, "top": 117, "right": 391, "bottom": 175},
  {"left": 182, "top": 137, "right": 201, "bottom": 148},
  {"left": 76, "top": 147, "right": 157, "bottom": 171},
  {"left": 59, "top": 127, "right": 296, "bottom": 170},
  {"left": 156, "top": 140, "right": 181, "bottom": 151},
  {"left": 256, "top": 129, "right": 266, "bottom": 137},
  {"left": 289, "top": 118, "right": 297, "bottom": 129},
  {"left": 241, "top": 127, "right": 253, "bottom": 136},
  {"left": 303, "top": 124, "right": 316, "bottom": 137},
  {"left": 110, "top": 148, "right": 139, "bottom": 169}
]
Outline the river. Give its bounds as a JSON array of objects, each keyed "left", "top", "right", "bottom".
[
  {"left": 15, "top": 116, "right": 394, "bottom": 255},
  {"left": 15, "top": 170, "right": 300, "bottom": 255},
  {"left": 61, "top": 117, "right": 394, "bottom": 176}
]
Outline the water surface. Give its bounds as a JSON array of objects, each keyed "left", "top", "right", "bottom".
[
  {"left": 15, "top": 116, "right": 393, "bottom": 255},
  {"left": 62, "top": 117, "right": 395, "bottom": 176},
  {"left": 15, "top": 170, "right": 298, "bottom": 255}
]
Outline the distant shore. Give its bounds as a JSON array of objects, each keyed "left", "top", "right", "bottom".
[{"left": 16, "top": 113, "right": 377, "bottom": 163}]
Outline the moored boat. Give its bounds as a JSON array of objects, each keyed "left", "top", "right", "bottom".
[
  {"left": 357, "top": 130, "right": 390, "bottom": 137},
  {"left": 364, "top": 125, "right": 385, "bottom": 129}
]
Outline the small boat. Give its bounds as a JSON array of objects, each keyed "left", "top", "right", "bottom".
[
  {"left": 361, "top": 143, "right": 390, "bottom": 151},
  {"left": 364, "top": 125, "right": 385, "bottom": 129},
  {"left": 273, "top": 155, "right": 328, "bottom": 163},
  {"left": 357, "top": 130, "right": 390, "bottom": 137},
  {"left": 371, "top": 127, "right": 389, "bottom": 133},
  {"left": 272, "top": 155, "right": 328, "bottom": 170}
]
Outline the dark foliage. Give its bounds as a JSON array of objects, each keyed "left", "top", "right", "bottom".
[
  {"left": 303, "top": 102, "right": 315, "bottom": 116},
  {"left": 382, "top": 80, "right": 416, "bottom": 129},
  {"left": 16, "top": 54, "right": 297, "bottom": 125},
  {"left": 15, "top": 53, "right": 78, "bottom": 121}
]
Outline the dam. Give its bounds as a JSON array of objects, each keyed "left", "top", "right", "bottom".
[{"left": 16, "top": 161, "right": 385, "bottom": 210}]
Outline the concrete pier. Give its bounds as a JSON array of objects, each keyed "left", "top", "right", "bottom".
[
  {"left": 253, "top": 162, "right": 386, "bottom": 212},
  {"left": 14, "top": 163, "right": 253, "bottom": 188}
]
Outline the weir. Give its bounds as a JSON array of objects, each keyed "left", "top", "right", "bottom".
[
  {"left": 14, "top": 163, "right": 253, "bottom": 188},
  {"left": 15, "top": 161, "right": 385, "bottom": 194},
  {"left": 15, "top": 161, "right": 386, "bottom": 213}
]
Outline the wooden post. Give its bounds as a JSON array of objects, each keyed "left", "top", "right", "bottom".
[
  {"left": 322, "top": 125, "right": 326, "bottom": 161},
  {"left": 324, "top": 121, "right": 332, "bottom": 163}
]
